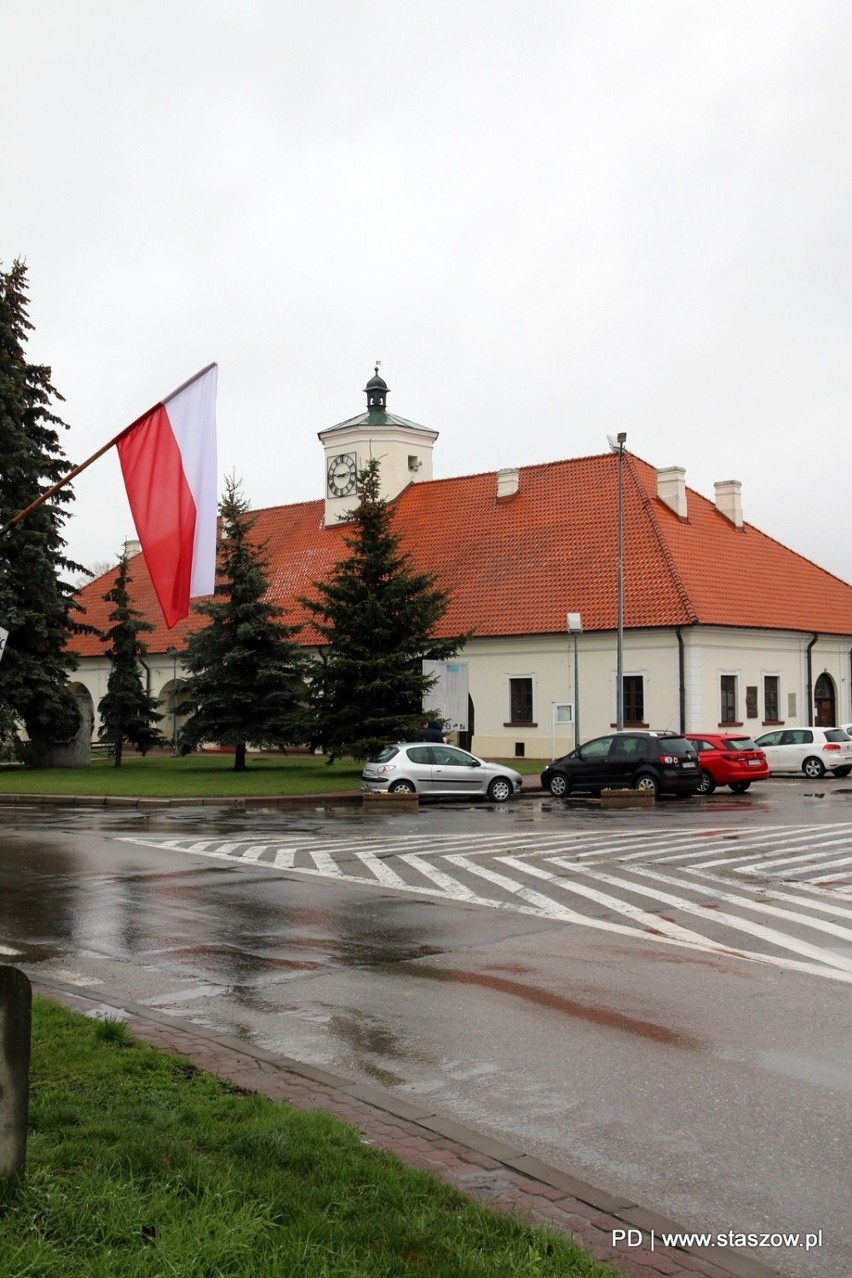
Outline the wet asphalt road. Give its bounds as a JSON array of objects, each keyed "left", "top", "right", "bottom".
[{"left": 1, "top": 780, "right": 851, "bottom": 1278}]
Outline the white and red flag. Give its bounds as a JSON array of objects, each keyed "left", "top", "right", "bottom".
[{"left": 116, "top": 364, "right": 218, "bottom": 628}]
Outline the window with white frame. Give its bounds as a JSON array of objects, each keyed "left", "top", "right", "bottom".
[
  {"left": 764, "top": 675, "right": 780, "bottom": 722},
  {"left": 507, "top": 676, "right": 534, "bottom": 724},
  {"left": 623, "top": 674, "right": 645, "bottom": 724},
  {"left": 720, "top": 674, "right": 738, "bottom": 723}
]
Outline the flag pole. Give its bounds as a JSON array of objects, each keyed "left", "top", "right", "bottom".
[{"left": 0, "top": 363, "right": 217, "bottom": 539}]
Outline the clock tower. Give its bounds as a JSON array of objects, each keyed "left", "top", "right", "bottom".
[{"left": 319, "top": 367, "right": 438, "bottom": 526}]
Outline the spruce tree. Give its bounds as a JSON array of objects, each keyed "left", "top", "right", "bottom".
[
  {"left": 179, "top": 476, "right": 306, "bottom": 771},
  {"left": 300, "top": 458, "right": 469, "bottom": 760},
  {"left": 0, "top": 259, "right": 86, "bottom": 761},
  {"left": 97, "top": 555, "right": 164, "bottom": 765}
]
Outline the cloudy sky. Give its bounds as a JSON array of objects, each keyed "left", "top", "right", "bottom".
[{"left": 3, "top": 1, "right": 851, "bottom": 582}]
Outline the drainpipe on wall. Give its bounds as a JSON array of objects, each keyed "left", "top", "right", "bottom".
[
  {"left": 676, "top": 627, "right": 686, "bottom": 734},
  {"left": 806, "top": 634, "right": 818, "bottom": 726}
]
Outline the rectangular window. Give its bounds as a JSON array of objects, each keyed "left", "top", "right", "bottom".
[
  {"left": 764, "top": 675, "right": 780, "bottom": 722},
  {"left": 720, "top": 675, "right": 737, "bottom": 723},
  {"left": 623, "top": 675, "right": 644, "bottom": 724},
  {"left": 508, "top": 677, "right": 534, "bottom": 724}
]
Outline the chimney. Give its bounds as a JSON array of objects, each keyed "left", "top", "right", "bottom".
[
  {"left": 714, "top": 480, "right": 743, "bottom": 528},
  {"left": 123, "top": 538, "right": 142, "bottom": 558},
  {"left": 656, "top": 466, "right": 687, "bottom": 518},
  {"left": 496, "top": 467, "right": 520, "bottom": 499}
]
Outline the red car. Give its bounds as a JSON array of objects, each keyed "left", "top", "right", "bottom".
[{"left": 685, "top": 733, "right": 769, "bottom": 794}]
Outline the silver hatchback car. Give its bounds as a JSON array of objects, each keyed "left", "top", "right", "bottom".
[{"left": 361, "top": 743, "right": 524, "bottom": 802}]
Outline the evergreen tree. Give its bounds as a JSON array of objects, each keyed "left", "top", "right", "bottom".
[
  {"left": 97, "top": 555, "right": 164, "bottom": 765},
  {"left": 0, "top": 259, "right": 86, "bottom": 761},
  {"left": 300, "top": 458, "right": 469, "bottom": 760},
  {"left": 179, "top": 476, "right": 306, "bottom": 771}
]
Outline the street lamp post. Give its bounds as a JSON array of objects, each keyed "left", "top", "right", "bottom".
[
  {"left": 566, "top": 611, "right": 582, "bottom": 748},
  {"left": 608, "top": 431, "right": 628, "bottom": 732}
]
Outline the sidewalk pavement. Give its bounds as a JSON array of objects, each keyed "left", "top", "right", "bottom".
[{"left": 32, "top": 975, "right": 784, "bottom": 1278}]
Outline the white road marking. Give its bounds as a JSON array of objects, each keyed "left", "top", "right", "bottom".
[
  {"left": 758, "top": 852, "right": 852, "bottom": 877},
  {"left": 623, "top": 863, "right": 852, "bottom": 947},
  {"left": 684, "top": 867, "right": 852, "bottom": 922},
  {"left": 733, "top": 838, "right": 852, "bottom": 872},
  {"left": 812, "top": 869, "right": 852, "bottom": 889},
  {"left": 307, "top": 847, "right": 338, "bottom": 875},
  {"left": 241, "top": 845, "right": 271, "bottom": 862},
  {"left": 355, "top": 849, "right": 410, "bottom": 888},
  {"left": 272, "top": 849, "right": 299, "bottom": 868},
  {"left": 565, "top": 863, "right": 852, "bottom": 974},
  {"left": 497, "top": 855, "right": 735, "bottom": 953},
  {"left": 397, "top": 852, "right": 480, "bottom": 898}
]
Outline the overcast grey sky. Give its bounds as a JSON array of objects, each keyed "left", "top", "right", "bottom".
[{"left": 3, "top": 1, "right": 851, "bottom": 582}]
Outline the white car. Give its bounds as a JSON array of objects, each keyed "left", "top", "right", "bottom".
[
  {"left": 753, "top": 727, "right": 852, "bottom": 779},
  {"left": 361, "top": 743, "right": 524, "bottom": 802}
]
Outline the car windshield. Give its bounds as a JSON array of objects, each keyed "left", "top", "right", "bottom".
[
  {"left": 722, "top": 737, "right": 757, "bottom": 750},
  {"left": 369, "top": 746, "right": 400, "bottom": 763},
  {"left": 658, "top": 736, "right": 694, "bottom": 757},
  {"left": 824, "top": 730, "right": 850, "bottom": 742}
]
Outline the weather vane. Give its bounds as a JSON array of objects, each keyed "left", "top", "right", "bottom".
[{"left": 375, "top": 359, "right": 381, "bottom": 376}]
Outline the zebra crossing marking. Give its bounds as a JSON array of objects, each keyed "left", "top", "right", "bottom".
[
  {"left": 612, "top": 862, "right": 852, "bottom": 962},
  {"left": 115, "top": 823, "right": 852, "bottom": 983},
  {"left": 495, "top": 854, "right": 734, "bottom": 953}
]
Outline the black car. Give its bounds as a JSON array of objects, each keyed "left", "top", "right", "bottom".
[{"left": 541, "top": 731, "right": 701, "bottom": 799}]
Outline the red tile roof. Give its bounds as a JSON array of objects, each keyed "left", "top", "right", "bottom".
[{"left": 69, "top": 453, "right": 852, "bottom": 657}]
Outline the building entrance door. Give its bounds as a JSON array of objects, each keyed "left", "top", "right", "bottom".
[{"left": 814, "top": 673, "right": 836, "bottom": 726}]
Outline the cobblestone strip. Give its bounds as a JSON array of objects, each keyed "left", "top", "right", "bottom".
[{"left": 32, "top": 981, "right": 783, "bottom": 1278}]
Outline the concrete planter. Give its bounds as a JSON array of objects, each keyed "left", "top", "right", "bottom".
[
  {"left": 601, "top": 788, "right": 655, "bottom": 809},
  {"left": 362, "top": 790, "right": 419, "bottom": 810}
]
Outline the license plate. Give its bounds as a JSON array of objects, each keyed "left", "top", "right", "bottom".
[
  {"left": 747, "top": 759, "right": 761, "bottom": 767},
  {"left": 682, "top": 761, "right": 696, "bottom": 769}
]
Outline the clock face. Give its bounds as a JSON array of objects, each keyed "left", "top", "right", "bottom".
[{"left": 327, "top": 453, "right": 358, "bottom": 498}]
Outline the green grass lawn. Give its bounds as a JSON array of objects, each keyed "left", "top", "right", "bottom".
[
  {"left": 0, "top": 753, "right": 364, "bottom": 798},
  {"left": 0, "top": 1000, "right": 619, "bottom": 1278},
  {"left": 0, "top": 752, "right": 544, "bottom": 798}
]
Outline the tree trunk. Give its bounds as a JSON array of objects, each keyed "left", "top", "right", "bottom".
[
  {"left": 234, "top": 742, "right": 246, "bottom": 771},
  {"left": 113, "top": 739, "right": 123, "bottom": 767}
]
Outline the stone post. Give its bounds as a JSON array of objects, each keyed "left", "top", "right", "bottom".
[{"left": 0, "top": 966, "right": 31, "bottom": 1177}]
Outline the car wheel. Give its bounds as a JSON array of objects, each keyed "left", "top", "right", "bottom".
[
  {"left": 487, "top": 777, "right": 513, "bottom": 802},
  {"left": 802, "top": 757, "right": 825, "bottom": 779},
  {"left": 634, "top": 773, "right": 659, "bottom": 798},
  {"left": 697, "top": 769, "right": 716, "bottom": 795},
  {"left": 729, "top": 781, "right": 751, "bottom": 793},
  {"left": 547, "top": 774, "right": 570, "bottom": 798},
  {"left": 389, "top": 780, "right": 417, "bottom": 794},
  {"left": 832, "top": 766, "right": 852, "bottom": 778}
]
